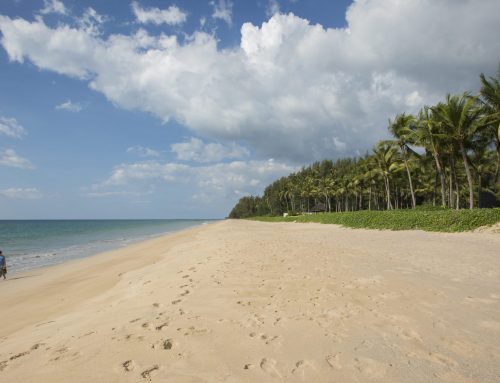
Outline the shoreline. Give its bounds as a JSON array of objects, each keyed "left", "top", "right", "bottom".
[
  {"left": 3, "top": 219, "right": 216, "bottom": 276},
  {"left": 1, "top": 220, "right": 499, "bottom": 382},
  {"left": 0, "top": 222, "right": 217, "bottom": 337}
]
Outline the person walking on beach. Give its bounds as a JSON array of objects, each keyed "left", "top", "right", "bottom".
[{"left": 0, "top": 251, "right": 6, "bottom": 280}]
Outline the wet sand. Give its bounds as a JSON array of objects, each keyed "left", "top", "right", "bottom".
[{"left": 0, "top": 220, "right": 499, "bottom": 382}]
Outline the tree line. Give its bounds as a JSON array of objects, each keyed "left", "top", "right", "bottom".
[{"left": 229, "top": 68, "right": 500, "bottom": 218}]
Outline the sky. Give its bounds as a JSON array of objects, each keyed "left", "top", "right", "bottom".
[{"left": 0, "top": 0, "right": 499, "bottom": 219}]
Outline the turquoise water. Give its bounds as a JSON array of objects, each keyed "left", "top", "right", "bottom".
[{"left": 0, "top": 220, "right": 214, "bottom": 273}]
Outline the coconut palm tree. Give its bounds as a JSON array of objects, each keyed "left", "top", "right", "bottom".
[
  {"left": 478, "top": 69, "right": 500, "bottom": 184},
  {"left": 389, "top": 113, "right": 417, "bottom": 208},
  {"left": 433, "top": 93, "right": 482, "bottom": 209},
  {"left": 413, "top": 107, "right": 448, "bottom": 207},
  {"left": 372, "top": 141, "right": 401, "bottom": 210}
]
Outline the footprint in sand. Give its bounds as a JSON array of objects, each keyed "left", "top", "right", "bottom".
[
  {"left": 354, "top": 357, "right": 387, "bottom": 379},
  {"left": 180, "top": 326, "right": 210, "bottom": 336},
  {"left": 122, "top": 359, "right": 135, "bottom": 372},
  {"left": 326, "top": 354, "right": 342, "bottom": 370},
  {"left": 30, "top": 343, "right": 45, "bottom": 350},
  {"left": 400, "top": 328, "right": 423, "bottom": 343},
  {"left": 172, "top": 299, "right": 182, "bottom": 305},
  {"left": 155, "top": 322, "right": 169, "bottom": 331},
  {"left": 428, "top": 352, "right": 458, "bottom": 367},
  {"left": 151, "top": 338, "right": 175, "bottom": 350},
  {"left": 9, "top": 351, "right": 30, "bottom": 361},
  {"left": 260, "top": 358, "right": 281, "bottom": 379},
  {"left": 163, "top": 339, "right": 174, "bottom": 350},
  {"left": 260, "top": 334, "right": 281, "bottom": 345},
  {"left": 141, "top": 365, "right": 159, "bottom": 380},
  {"left": 179, "top": 290, "right": 190, "bottom": 297},
  {"left": 291, "top": 360, "right": 316, "bottom": 377}
]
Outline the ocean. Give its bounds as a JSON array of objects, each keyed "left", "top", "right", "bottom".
[{"left": 0, "top": 219, "right": 214, "bottom": 273}]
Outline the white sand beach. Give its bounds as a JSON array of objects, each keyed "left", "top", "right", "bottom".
[{"left": 0, "top": 220, "right": 499, "bottom": 382}]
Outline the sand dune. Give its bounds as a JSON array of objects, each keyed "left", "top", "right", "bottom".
[{"left": 0, "top": 220, "right": 499, "bottom": 382}]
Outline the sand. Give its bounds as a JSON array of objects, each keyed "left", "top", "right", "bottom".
[{"left": 0, "top": 220, "right": 499, "bottom": 382}]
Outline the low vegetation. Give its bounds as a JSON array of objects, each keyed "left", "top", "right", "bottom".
[{"left": 250, "top": 208, "right": 500, "bottom": 232}]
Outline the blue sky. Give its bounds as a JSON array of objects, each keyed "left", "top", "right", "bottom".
[{"left": 0, "top": 0, "right": 499, "bottom": 219}]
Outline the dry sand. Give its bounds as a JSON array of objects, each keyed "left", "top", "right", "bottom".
[{"left": 0, "top": 220, "right": 499, "bottom": 382}]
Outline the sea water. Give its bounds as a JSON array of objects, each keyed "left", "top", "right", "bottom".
[{"left": 0, "top": 220, "right": 214, "bottom": 273}]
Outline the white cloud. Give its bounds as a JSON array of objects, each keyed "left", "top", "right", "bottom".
[
  {"left": 1, "top": 1, "right": 499, "bottom": 162},
  {"left": 100, "top": 162, "right": 189, "bottom": 186},
  {"left": 210, "top": 0, "right": 233, "bottom": 26},
  {"left": 40, "top": 0, "right": 67, "bottom": 15},
  {"left": 0, "top": 149, "right": 34, "bottom": 169},
  {"left": 94, "top": 159, "right": 295, "bottom": 201},
  {"left": 267, "top": 0, "right": 280, "bottom": 17},
  {"left": 77, "top": 7, "right": 107, "bottom": 36},
  {"left": 0, "top": 187, "right": 42, "bottom": 199},
  {"left": 193, "top": 159, "right": 295, "bottom": 199},
  {"left": 127, "top": 146, "right": 160, "bottom": 158},
  {"left": 0, "top": 116, "right": 26, "bottom": 138},
  {"left": 55, "top": 100, "right": 83, "bottom": 112},
  {"left": 171, "top": 137, "right": 249, "bottom": 163},
  {"left": 85, "top": 190, "right": 152, "bottom": 198},
  {"left": 131, "top": 1, "right": 187, "bottom": 26}
]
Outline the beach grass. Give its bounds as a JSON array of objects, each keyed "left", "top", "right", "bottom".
[{"left": 250, "top": 208, "right": 500, "bottom": 232}]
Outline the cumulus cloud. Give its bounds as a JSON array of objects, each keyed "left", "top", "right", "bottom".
[
  {"left": 40, "top": 0, "right": 67, "bottom": 15},
  {"left": 210, "top": 0, "right": 233, "bottom": 26},
  {"left": 93, "top": 159, "right": 294, "bottom": 202},
  {"left": 0, "top": 116, "right": 26, "bottom": 138},
  {"left": 0, "top": 187, "right": 42, "bottom": 199},
  {"left": 171, "top": 137, "right": 249, "bottom": 163},
  {"left": 1, "top": 0, "right": 499, "bottom": 163},
  {"left": 131, "top": 1, "right": 187, "bottom": 25},
  {"left": 127, "top": 146, "right": 160, "bottom": 158},
  {"left": 55, "top": 100, "right": 83, "bottom": 112},
  {"left": 0, "top": 149, "right": 34, "bottom": 169},
  {"left": 100, "top": 162, "right": 189, "bottom": 186}
]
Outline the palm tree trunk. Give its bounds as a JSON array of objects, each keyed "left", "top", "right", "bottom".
[
  {"left": 459, "top": 141, "right": 474, "bottom": 209},
  {"left": 402, "top": 148, "right": 416, "bottom": 208},
  {"left": 448, "top": 158, "right": 454, "bottom": 209},
  {"left": 368, "top": 187, "right": 372, "bottom": 211},
  {"left": 495, "top": 137, "right": 500, "bottom": 185},
  {"left": 432, "top": 153, "right": 447, "bottom": 207},
  {"left": 383, "top": 175, "right": 392, "bottom": 210},
  {"left": 477, "top": 173, "right": 482, "bottom": 208},
  {"left": 433, "top": 175, "right": 437, "bottom": 206},
  {"left": 449, "top": 155, "right": 460, "bottom": 210}
]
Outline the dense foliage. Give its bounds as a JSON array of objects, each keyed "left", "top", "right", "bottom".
[
  {"left": 229, "top": 68, "right": 500, "bottom": 219},
  {"left": 250, "top": 208, "right": 500, "bottom": 232}
]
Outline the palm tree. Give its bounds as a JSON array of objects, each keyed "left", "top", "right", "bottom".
[
  {"left": 478, "top": 69, "right": 500, "bottom": 184},
  {"left": 389, "top": 113, "right": 417, "bottom": 208},
  {"left": 373, "top": 141, "right": 401, "bottom": 210},
  {"left": 433, "top": 93, "right": 482, "bottom": 209},
  {"left": 413, "top": 107, "right": 448, "bottom": 207}
]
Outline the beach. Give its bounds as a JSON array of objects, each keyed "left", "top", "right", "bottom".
[{"left": 0, "top": 220, "right": 499, "bottom": 382}]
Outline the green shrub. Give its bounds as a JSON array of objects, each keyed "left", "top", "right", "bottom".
[{"left": 250, "top": 208, "right": 500, "bottom": 232}]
